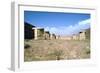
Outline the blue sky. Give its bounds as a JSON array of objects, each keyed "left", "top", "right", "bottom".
[{"left": 24, "top": 11, "right": 90, "bottom": 36}]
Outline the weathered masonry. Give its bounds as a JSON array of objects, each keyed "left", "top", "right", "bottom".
[
  {"left": 44, "top": 31, "right": 50, "bottom": 40},
  {"left": 79, "top": 31, "right": 86, "bottom": 40},
  {"left": 50, "top": 34, "right": 56, "bottom": 40},
  {"left": 72, "top": 28, "right": 90, "bottom": 40},
  {"left": 32, "top": 28, "right": 57, "bottom": 40},
  {"left": 24, "top": 22, "right": 56, "bottom": 40},
  {"left": 85, "top": 29, "right": 90, "bottom": 40},
  {"left": 79, "top": 29, "right": 90, "bottom": 40},
  {"left": 32, "top": 28, "right": 44, "bottom": 40},
  {"left": 24, "top": 22, "right": 35, "bottom": 39}
]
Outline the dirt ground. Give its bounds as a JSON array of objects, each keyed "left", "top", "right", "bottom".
[{"left": 24, "top": 39, "right": 90, "bottom": 62}]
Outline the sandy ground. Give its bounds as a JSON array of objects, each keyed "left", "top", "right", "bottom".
[{"left": 24, "top": 39, "right": 90, "bottom": 61}]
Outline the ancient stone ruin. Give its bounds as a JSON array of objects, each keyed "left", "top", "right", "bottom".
[{"left": 24, "top": 22, "right": 90, "bottom": 40}]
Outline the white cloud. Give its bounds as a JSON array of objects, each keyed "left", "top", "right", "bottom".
[
  {"left": 78, "top": 19, "right": 90, "bottom": 25},
  {"left": 44, "top": 19, "right": 90, "bottom": 36}
]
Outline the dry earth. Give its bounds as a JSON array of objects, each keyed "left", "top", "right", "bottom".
[{"left": 24, "top": 39, "right": 90, "bottom": 61}]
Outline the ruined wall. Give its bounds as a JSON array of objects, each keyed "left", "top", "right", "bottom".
[
  {"left": 79, "top": 32, "right": 86, "bottom": 40},
  {"left": 44, "top": 31, "right": 50, "bottom": 40},
  {"left": 32, "top": 28, "right": 45, "bottom": 40},
  {"left": 85, "top": 29, "right": 90, "bottom": 40},
  {"left": 24, "top": 22, "right": 35, "bottom": 39},
  {"left": 50, "top": 34, "right": 56, "bottom": 40},
  {"left": 37, "top": 28, "right": 44, "bottom": 40}
]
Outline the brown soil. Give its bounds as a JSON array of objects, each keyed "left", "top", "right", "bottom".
[{"left": 24, "top": 39, "right": 90, "bottom": 62}]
